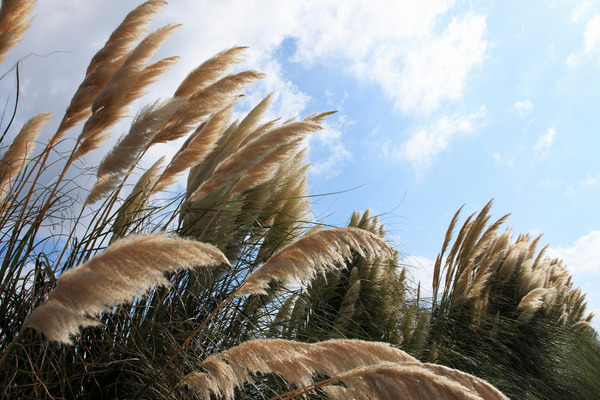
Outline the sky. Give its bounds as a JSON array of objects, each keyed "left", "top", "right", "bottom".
[{"left": 2, "top": 0, "right": 599, "bottom": 331}]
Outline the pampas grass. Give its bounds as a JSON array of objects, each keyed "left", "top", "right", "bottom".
[
  {"left": 55, "top": 0, "right": 167, "bottom": 141},
  {"left": 1, "top": 2, "right": 596, "bottom": 399},
  {"left": 72, "top": 24, "right": 181, "bottom": 161},
  {"left": 184, "top": 339, "right": 508, "bottom": 400},
  {"left": 237, "top": 227, "right": 392, "bottom": 296},
  {"left": 428, "top": 200, "right": 599, "bottom": 399},
  {"left": 154, "top": 104, "right": 232, "bottom": 192},
  {"left": 0, "top": 112, "right": 50, "bottom": 200},
  {"left": 0, "top": 0, "right": 35, "bottom": 64},
  {"left": 26, "top": 233, "right": 229, "bottom": 343},
  {"left": 188, "top": 117, "right": 325, "bottom": 201},
  {"left": 110, "top": 156, "right": 164, "bottom": 241}
]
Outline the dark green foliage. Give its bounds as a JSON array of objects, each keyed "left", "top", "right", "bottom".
[{"left": 426, "top": 202, "right": 600, "bottom": 400}]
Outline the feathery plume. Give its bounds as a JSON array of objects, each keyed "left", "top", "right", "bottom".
[
  {"left": 110, "top": 157, "right": 164, "bottom": 242},
  {"left": 189, "top": 118, "right": 325, "bottom": 202},
  {"left": 184, "top": 94, "right": 274, "bottom": 199},
  {"left": 0, "top": 0, "right": 36, "bottom": 64},
  {"left": 184, "top": 339, "right": 507, "bottom": 400},
  {"left": 516, "top": 287, "right": 547, "bottom": 322},
  {"left": 174, "top": 46, "right": 247, "bottom": 98},
  {"left": 97, "top": 98, "right": 185, "bottom": 178},
  {"left": 55, "top": 0, "right": 166, "bottom": 139},
  {"left": 152, "top": 70, "right": 264, "bottom": 143},
  {"left": 0, "top": 112, "right": 51, "bottom": 200},
  {"left": 86, "top": 0, "right": 166, "bottom": 76},
  {"left": 237, "top": 227, "right": 392, "bottom": 296},
  {"left": 318, "top": 362, "right": 508, "bottom": 400},
  {"left": 498, "top": 241, "right": 528, "bottom": 281},
  {"left": 73, "top": 24, "right": 180, "bottom": 160},
  {"left": 335, "top": 279, "right": 361, "bottom": 327},
  {"left": 85, "top": 99, "right": 185, "bottom": 204},
  {"left": 85, "top": 174, "right": 121, "bottom": 205},
  {"left": 184, "top": 339, "right": 417, "bottom": 398},
  {"left": 27, "top": 233, "right": 229, "bottom": 343},
  {"left": 154, "top": 105, "right": 232, "bottom": 191}
]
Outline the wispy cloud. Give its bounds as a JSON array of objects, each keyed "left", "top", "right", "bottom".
[
  {"left": 584, "top": 15, "right": 600, "bottom": 53},
  {"left": 307, "top": 125, "right": 351, "bottom": 179},
  {"left": 534, "top": 127, "right": 556, "bottom": 158},
  {"left": 391, "top": 106, "right": 486, "bottom": 175},
  {"left": 510, "top": 100, "right": 534, "bottom": 118},
  {"left": 571, "top": 2, "right": 592, "bottom": 23},
  {"left": 391, "top": 13, "right": 487, "bottom": 114},
  {"left": 567, "top": 13, "right": 600, "bottom": 67},
  {"left": 275, "top": 2, "right": 487, "bottom": 115},
  {"left": 547, "top": 231, "right": 600, "bottom": 275},
  {"left": 566, "top": 172, "right": 600, "bottom": 198}
]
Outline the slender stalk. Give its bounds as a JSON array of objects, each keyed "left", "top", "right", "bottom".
[{"left": 0, "top": 61, "right": 20, "bottom": 144}]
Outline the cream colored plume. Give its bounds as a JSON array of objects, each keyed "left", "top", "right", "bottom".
[
  {"left": 27, "top": 233, "right": 229, "bottom": 344},
  {"left": 54, "top": 0, "right": 166, "bottom": 140},
  {"left": 237, "top": 227, "right": 392, "bottom": 296},
  {"left": 96, "top": 99, "right": 184, "bottom": 177},
  {"left": 315, "top": 362, "right": 509, "bottom": 400},
  {"left": 188, "top": 116, "right": 330, "bottom": 202},
  {"left": 174, "top": 46, "right": 247, "bottom": 98},
  {"left": 0, "top": 0, "right": 36, "bottom": 64},
  {"left": 0, "top": 112, "right": 51, "bottom": 201},
  {"left": 72, "top": 23, "right": 180, "bottom": 161},
  {"left": 152, "top": 70, "right": 264, "bottom": 143},
  {"left": 110, "top": 157, "right": 164, "bottom": 242},
  {"left": 183, "top": 339, "right": 508, "bottom": 400},
  {"left": 154, "top": 105, "right": 232, "bottom": 191}
]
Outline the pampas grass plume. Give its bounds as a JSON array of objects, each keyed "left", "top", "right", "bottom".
[
  {"left": 0, "top": 112, "right": 51, "bottom": 200},
  {"left": 237, "top": 227, "right": 392, "bottom": 296},
  {"left": 27, "top": 233, "right": 229, "bottom": 343},
  {"left": 184, "top": 339, "right": 508, "bottom": 400},
  {"left": 0, "top": 0, "right": 36, "bottom": 64}
]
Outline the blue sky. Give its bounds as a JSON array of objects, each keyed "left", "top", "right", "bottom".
[{"left": 2, "top": 0, "right": 599, "bottom": 330}]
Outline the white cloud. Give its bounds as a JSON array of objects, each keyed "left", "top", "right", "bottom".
[
  {"left": 307, "top": 125, "right": 352, "bottom": 178},
  {"left": 571, "top": 2, "right": 592, "bottom": 23},
  {"left": 187, "top": 1, "right": 487, "bottom": 116},
  {"left": 538, "top": 178, "right": 563, "bottom": 189},
  {"left": 510, "top": 100, "right": 534, "bottom": 118},
  {"left": 5, "top": 1, "right": 488, "bottom": 164},
  {"left": 6, "top": 1, "right": 486, "bottom": 188},
  {"left": 566, "top": 172, "right": 600, "bottom": 198},
  {"left": 580, "top": 172, "right": 600, "bottom": 188},
  {"left": 566, "top": 52, "right": 580, "bottom": 68},
  {"left": 566, "top": 14, "right": 600, "bottom": 66},
  {"left": 402, "top": 255, "right": 436, "bottom": 297},
  {"left": 547, "top": 231, "right": 600, "bottom": 274},
  {"left": 392, "top": 106, "right": 486, "bottom": 174},
  {"left": 391, "top": 13, "right": 487, "bottom": 114},
  {"left": 584, "top": 15, "right": 600, "bottom": 53},
  {"left": 534, "top": 127, "right": 556, "bottom": 158}
]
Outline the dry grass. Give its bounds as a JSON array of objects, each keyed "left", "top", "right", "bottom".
[
  {"left": 26, "top": 234, "right": 229, "bottom": 343},
  {"left": 0, "top": 112, "right": 51, "bottom": 201},
  {"left": 2, "top": 2, "right": 595, "bottom": 399},
  {"left": 184, "top": 339, "right": 507, "bottom": 400},
  {"left": 237, "top": 227, "right": 392, "bottom": 296},
  {"left": 0, "top": 0, "right": 35, "bottom": 64}
]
